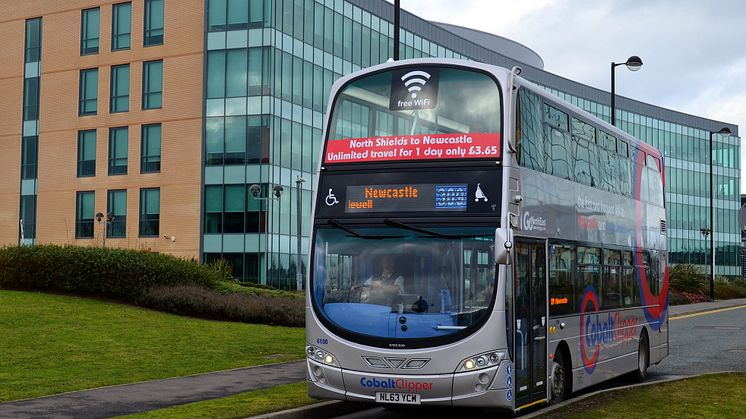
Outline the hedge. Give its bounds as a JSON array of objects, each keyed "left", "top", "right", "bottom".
[
  {"left": 0, "top": 245, "right": 219, "bottom": 299},
  {"left": 136, "top": 284, "right": 304, "bottom": 327}
]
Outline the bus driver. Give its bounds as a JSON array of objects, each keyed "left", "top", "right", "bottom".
[{"left": 357, "top": 256, "right": 405, "bottom": 306}]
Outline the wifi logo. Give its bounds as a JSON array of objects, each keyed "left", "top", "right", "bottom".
[{"left": 401, "top": 70, "right": 431, "bottom": 99}]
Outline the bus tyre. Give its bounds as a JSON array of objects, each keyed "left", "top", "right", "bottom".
[
  {"left": 550, "top": 351, "right": 569, "bottom": 404},
  {"left": 635, "top": 333, "right": 649, "bottom": 382}
]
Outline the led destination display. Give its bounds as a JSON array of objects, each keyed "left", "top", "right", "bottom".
[{"left": 345, "top": 184, "right": 468, "bottom": 213}]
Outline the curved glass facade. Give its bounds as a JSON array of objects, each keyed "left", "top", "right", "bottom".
[{"left": 201, "top": 0, "right": 740, "bottom": 286}]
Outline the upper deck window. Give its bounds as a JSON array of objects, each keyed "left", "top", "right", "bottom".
[{"left": 325, "top": 66, "right": 502, "bottom": 164}]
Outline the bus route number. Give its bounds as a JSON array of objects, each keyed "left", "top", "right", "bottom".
[{"left": 316, "top": 338, "right": 329, "bottom": 345}]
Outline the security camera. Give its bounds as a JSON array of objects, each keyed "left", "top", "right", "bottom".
[
  {"left": 249, "top": 184, "right": 262, "bottom": 198},
  {"left": 273, "top": 184, "right": 284, "bottom": 198},
  {"left": 95, "top": 212, "right": 104, "bottom": 223}
]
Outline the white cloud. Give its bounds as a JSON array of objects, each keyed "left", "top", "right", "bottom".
[{"left": 393, "top": 0, "right": 745, "bottom": 184}]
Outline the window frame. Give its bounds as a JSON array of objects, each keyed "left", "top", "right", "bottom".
[
  {"left": 77, "top": 129, "right": 97, "bottom": 177},
  {"left": 79, "top": 68, "right": 98, "bottom": 116},
  {"left": 81, "top": 7, "right": 100, "bottom": 55},
  {"left": 75, "top": 190, "right": 95, "bottom": 239},
  {"left": 110, "top": 64, "right": 130, "bottom": 113},
  {"left": 108, "top": 126, "right": 128, "bottom": 176},
  {"left": 142, "top": 60, "right": 163, "bottom": 109},
  {"left": 139, "top": 187, "right": 160, "bottom": 237},
  {"left": 106, "top": 189, "right": 127, "bottom": 238},
  {"left": 111, "top": 2, "right": 132, "bottom": 51},
  {"left": 141, "top": 123, "right": 161, "bottom": 173},
  {"left": 144, "top": 0, "right": 164, "bottom": 46}
]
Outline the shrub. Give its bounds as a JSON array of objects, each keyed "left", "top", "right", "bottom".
[
  {"left": 136, "top": 284, "right": 304, "bottom": 327},
  {"left": 715, "top": 282, "right": 746, "bottom": 300},
  {"left": 669, "top": 264, "right": 706, "bottom": 294},
  {"left": 669, "top": 290, "right": 689, "bottom": 306},
  {"left": 0, "top": 245, "right": 219, "bottom": 299}
]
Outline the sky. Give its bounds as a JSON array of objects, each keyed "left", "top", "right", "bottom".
[{"left": 390, "top": 0, "right": 746, "bottom": 186}]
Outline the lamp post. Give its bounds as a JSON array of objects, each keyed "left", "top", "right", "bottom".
[
  {"left": 701, "top": 227, "right": 711, "bottom": 288},
  {"left": 610, "top": 56, "right": 643, "bottom": 126},
  {"left": 249, "top": 184, "right": 283, "bottom": 287},
  {"left": 95, "top": 212, "right": 115, "bottom": 248},
  {"left": 707, "top": 127, "right": 733, "bottom": 301},
  {"left": 295, "top": 175, "right": 306, "bottom": 291}
]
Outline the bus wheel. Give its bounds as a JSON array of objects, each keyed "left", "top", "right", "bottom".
[
  {"left": 550, "top": 351, "right": 569, "bottom": 404},
  {"left": 635, "top": 332, "right": 649, "bottom": 382}
]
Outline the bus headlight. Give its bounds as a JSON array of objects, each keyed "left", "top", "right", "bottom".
[
  {"left": 306, "top": 345, "right": 338, "bottom": 366},
  {"left": 458, "top": 350, "right": 505, "bottom": 372}
]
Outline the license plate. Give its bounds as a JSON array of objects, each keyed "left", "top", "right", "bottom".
[{"left": 376, "top": 392, "right": 421, "bottom": 405}]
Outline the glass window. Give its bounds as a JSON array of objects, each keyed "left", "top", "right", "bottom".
[
  {"left": 20, "top": 195, "right": 36, "bottom": 240},
  {"left": 144, "top": 0, "right": 164, "bottom": 46},
  {"left": 225, "top": 116, "right": 246, "bottom": 164},
  {"left": 246, "top": 183, "right": 267, "bottom": 233},
  {"left": 328, "top": 67, "right": 501, "bottom": 144},
  {"left": 602, "top": 249, "right": 622, "bottom": 309},
  {"left": 110, "top": 64, "right": 130, "bottom": 113},
  {"left": 227, "top": 0, "right": 249, "bottom": 30},
  {"left": 208, "top": 0, "right": 226, "bottom": 31},
  {"left": 622, "top": 250, "right": 639, "bottom": 306},
  {"left": 79, "top": 68, "right": 98, "bottom": 116},
  {"left": 312, "top": 226, "right": 496, "bottom": 343},
  {"left": 76, "top": 191, "right": 95, "bottom": 239},
  {"left": 23, "top": 77, "right": 40, "bottom": 121},
  {"left": 139, "top": 188, "right": 160, "bottom": 236},
  {"left": 141, "top": 124, "right": 161, "bottom": 173},
  {"left": 205, "top": 117, "right": 224, "bottom": 165},
  {"left": 517, "top": 88, "right": 546, "bottom": 172},
  {"left": 142, "top": 60, "right": 163, "bottom": 109},
  {"left": 223, "top": 184, "right": 245, "bottom": 233},
  {"left": 21, "top": 136, "right": 38, "bottom": 180},
  {"left": 112, "top": 2, "right": 131, "bottom": 51},
  {"left": 549, "top": 242, "right": 576, "bottom": 316},
  {"left": 247, "top": 115, "right": 269, "bottom": 163},
  {"left": 226, "top": 49, "right": 247, "bottom": 97},
  {"left": 573, "top": 136, "right": 598, "bottom": 187},
  {"left": 546, "top": 125, "right": 572, "bottom": 180},
  {"left": 249, "top": 0, "right": 264, "bottom": 28},
  {"left": 544, "top": 103, "right": 568, "bottom": 131},
  {"left": 247, "top": 47, "right": 268, "bottom": 95},
  {"left": 108, "top": 126, "right": 128, "bottom": 175},
  {"left": 81, "top": 7, "right": 100, "bottom": 55},
  {"left": 204, "top": 185, "right": 223, "bottom": 234},
  {"left": 577, "top": 246, "right": 601, "bottom": 305},
  {"left": 25, "top": 18, "right": 42, "bottom": 63},
  {"left": 207, "top": 51, "right": 225, "bottom": 99},
  {"left": 77, "top": 130, "right": 96, "bottom": 177},
  {"left": 107, "top": 189, "right": 127, "bottom": 238}
]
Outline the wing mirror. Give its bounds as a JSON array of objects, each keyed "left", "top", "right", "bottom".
[{"left": 494, "top": 227, "right": 514, "bottom": 265}]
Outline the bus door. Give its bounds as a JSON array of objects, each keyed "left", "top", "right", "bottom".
[{"left": 514, "top": 239, "right": 548, "bottom": 408}]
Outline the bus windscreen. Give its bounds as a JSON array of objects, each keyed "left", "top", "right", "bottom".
[{"left": 325, "top": 66, "right": 502, "bottom": 164}]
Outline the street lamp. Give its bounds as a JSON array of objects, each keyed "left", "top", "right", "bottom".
[
  {"left": 295, "top": 175, "right": 306, "bottom": 291},
  {"left": 249, "top": 184, "right": 283, "bottom": 287},
  {"left": 707, "top": 127, "right": 733, "bottom": 301},
  {"left": 610, "top": 56, "right": 643, "bottom": 126},
  {"left": 96, "top": 212, "right": 115, "bottom": 247}
]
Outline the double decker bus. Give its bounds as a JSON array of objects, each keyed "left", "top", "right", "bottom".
[{"left": 305, "top": 58, "right": 668, "bottom": 412}]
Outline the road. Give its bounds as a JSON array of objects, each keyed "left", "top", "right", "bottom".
[{"left": 326, "top": 305, "right": 746, "bottom": 419}]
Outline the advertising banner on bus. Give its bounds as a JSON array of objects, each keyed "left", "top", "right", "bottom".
[{"left": 324, "top": 132, "right": 501, "bottom": 164}]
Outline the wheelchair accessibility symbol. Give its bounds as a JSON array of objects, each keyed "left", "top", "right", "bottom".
[{"left": 325, "top": 188, "right": 339, "bottom": 206}]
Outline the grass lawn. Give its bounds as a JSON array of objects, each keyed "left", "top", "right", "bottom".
[
  {"left": 541, "top": 373, "right": 746, "bottom": 418},
  {"left": 0, "top": 290, "right": 304, "bottom": 402},
  {"left": 117, "top": 382, "right": 317, "bottom": 419}
]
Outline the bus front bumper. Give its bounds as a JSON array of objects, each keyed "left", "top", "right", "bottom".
[{"left": 307, "top": 358, "right": 513, "bottom": 408}]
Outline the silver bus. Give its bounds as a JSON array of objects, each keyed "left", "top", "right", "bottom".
[{"left": 305, "top": 58, "right": 669, "bottom": 412}]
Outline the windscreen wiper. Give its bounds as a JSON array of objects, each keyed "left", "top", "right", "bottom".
[
  {"left": 327, "top": 219, "right": 403, "bottom": 240},
  {"left": 383, "top": 219, "right": 485, "bottom": 239}
]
